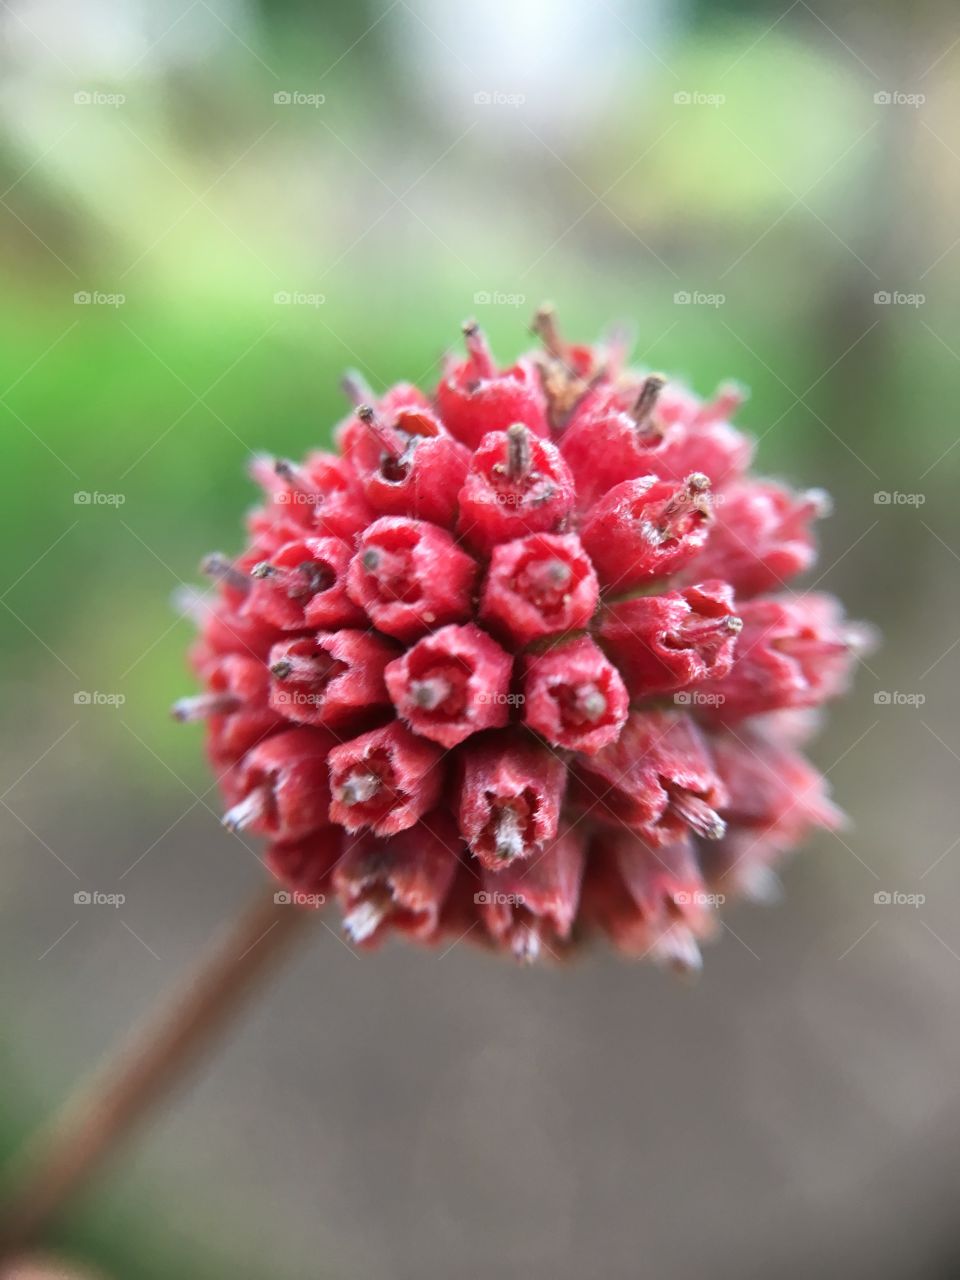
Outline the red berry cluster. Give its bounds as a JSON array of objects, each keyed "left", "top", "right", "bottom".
[{"left": 175, "top": 308, "right": 868, "bottom": 970}]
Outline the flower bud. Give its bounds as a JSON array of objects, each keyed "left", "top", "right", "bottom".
[
  {"left": 479, "top": 532, "right": 599, "bottom": 646},
  {"left": 385, "top": 622, "right": 513, "bottom": 748},
  {"left": 347, "top": 516, "right": 478, "bottom": 641},
  {"left": 328, "top": 721, "right": 444, "bottom": 835}
]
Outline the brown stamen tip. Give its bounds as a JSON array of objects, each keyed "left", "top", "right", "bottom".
[
  {"left": 658, "top": 475, "right": 712, "bottom": 533},
  {"left": 273, "top": 458, "right": 315, "bottom": 496},
  {"left": 531, "top": 304, "right": 563, "bottom": 359},
  {"left": 250, "top": 561, "right": 276, "bottom": 580},
  {"left": 200, "top": 553, "right": 250, "bottom": 594},
  {"left": 462, "top": 319, "right": 496, "bottom": 377},
  {"left": 726, "top": 616, "right": 744, "bottom": 633},
  {"left": 270, "top": 654, "right": 324, "bottom": 682},
  {"left": 357, "top": 404, "right": 402, "bottom": 459},
  {"left": 341, "top": 369, "right": 373, "bottom": 408},
  {"left": 632, "top": 374, "right": 667, "bottom": 431},
  {"left": 506, "top": 423, "right": 531, "bottom": 480}
]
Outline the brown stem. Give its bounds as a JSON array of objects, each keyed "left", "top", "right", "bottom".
[{"left": 0, "top": 885, "right": 312, "bottom": 1259}]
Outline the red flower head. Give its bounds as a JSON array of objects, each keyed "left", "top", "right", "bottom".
[{"left": 176, "top": 310, "right": 869, "bottom": 970}]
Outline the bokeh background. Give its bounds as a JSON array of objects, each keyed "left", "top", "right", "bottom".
[{"left": 1, "top": 0, "right": 959, "bottom": 1276}]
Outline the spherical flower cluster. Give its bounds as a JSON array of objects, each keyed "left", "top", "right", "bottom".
[{"left": 174, "top": 308, "right": 868, "bottom": 971}]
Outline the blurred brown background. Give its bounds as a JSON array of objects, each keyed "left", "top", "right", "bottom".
[{"left": 1, "top": 0, "right": 959, "bottom": 1275}]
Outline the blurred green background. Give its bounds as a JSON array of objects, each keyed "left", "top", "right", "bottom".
[{"left": 2, "top": 1, "right": 959, "bottom": 1277}]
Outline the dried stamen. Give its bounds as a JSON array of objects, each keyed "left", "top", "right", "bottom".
[
  {"left": 631, "top": 374, "right": 667, "bottom": 435},
  {"left": 201, "top": 553, "right": 250, "bottom": 594},
  {"left": 494, "top": 807, "right": 526, "bottom": 861},
  {"left": 341, "top": 368, "right": 374, "bottom": 407},
  {"left": 462, "top": 319, "right": 497, "bottom": 379},
  {"left": 343, "top": 888, "right": 392, "bottom": 943},
  {"left": 171, "top": 692, "right": 240, "bottom": 722},
  {"left": 671, "top": 792, "right": 726, "bottom": 841},
  {"left": 505, "top": 423, "right": 531, "bottom": 481},
  {"left": 222, "top": 784, "right": 269, "bottom": 833}
]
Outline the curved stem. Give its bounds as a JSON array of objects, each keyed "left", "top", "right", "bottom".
[{"left": 0, "top": 885, "right": 312, "bottom": 1259}]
